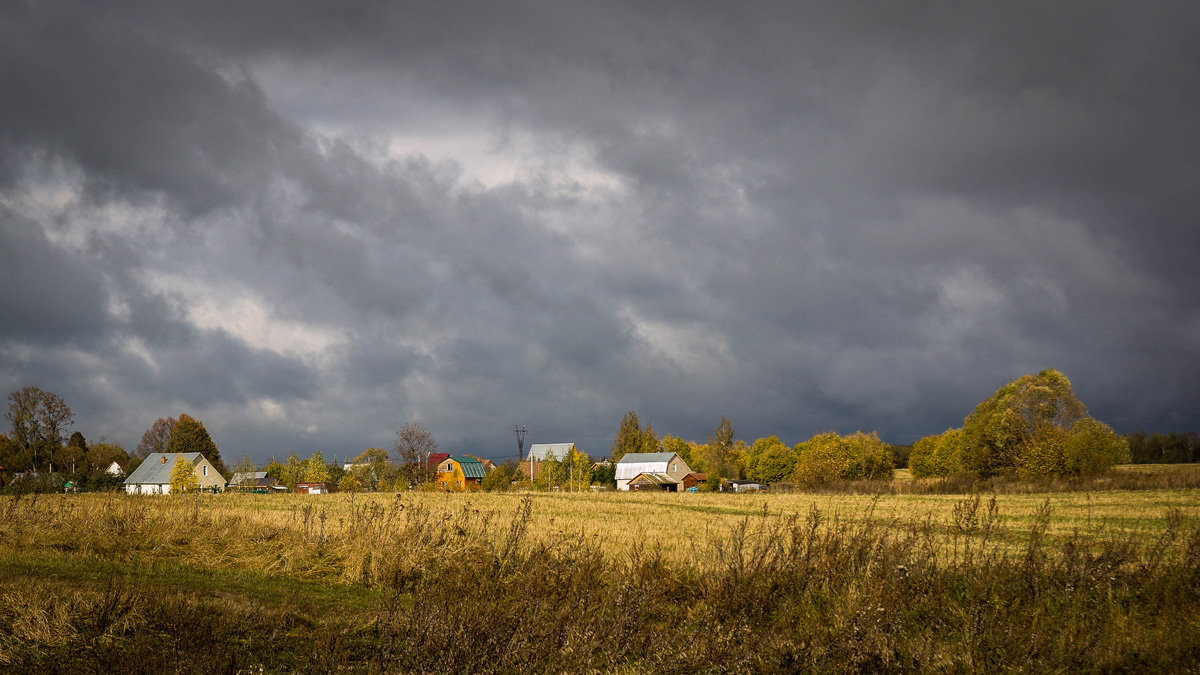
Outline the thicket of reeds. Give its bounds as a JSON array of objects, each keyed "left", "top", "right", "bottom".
[{"left": 1, "top": 491, "right": 1198, "bottom": 672}]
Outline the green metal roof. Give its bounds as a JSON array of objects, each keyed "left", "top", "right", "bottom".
[{"left": 450, "top": 456, "right": 486, "bottom": 479}]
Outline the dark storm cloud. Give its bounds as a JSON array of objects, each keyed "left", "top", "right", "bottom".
[{"left": 2, "top": 1, "right": 1198, "bottom": 459}]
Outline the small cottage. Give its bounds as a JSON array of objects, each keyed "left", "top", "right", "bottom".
[
  {"left": 229, "top": 471, "right": 287, "bottom": 493},
  {"left": 434, "top": 456, "right": 486, "bottom": 490},
  {"left": 725, "top": 479, "right": 763, "bottom": 493},
  {"left": 123, "top": 453, "right": 225, "bottom": 494},
  {"left": 627, "top": 472, "right": 678, "bottom": 491}
]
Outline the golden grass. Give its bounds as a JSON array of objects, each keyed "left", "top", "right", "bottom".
[
  {"left": 5, "top": 485, "right": 1192, "bottom": 572},
  {"left": 2, "top": 483, "right": 1199, "bottom": 672}
]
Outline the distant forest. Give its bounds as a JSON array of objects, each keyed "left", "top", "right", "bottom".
[{"left": 1125, "top": 431, "right": 1200, "bottom": 464}]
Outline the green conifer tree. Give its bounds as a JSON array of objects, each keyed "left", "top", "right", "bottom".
[{"left": 166, "top": 414, "right": 227, "bottom": 478}]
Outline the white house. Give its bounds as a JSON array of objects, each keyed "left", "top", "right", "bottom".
[
  {"left": 104, "top": 460, "right": 128, "bottom": 477},
  {"left": 123, "top": 453, "right": 225, "bottom": 494},
  {"left": 526, "top": 443, "right": 577, "bottom": 461},
  {"left": 615, "top": 452, "right": 692, "bottom": 491}
]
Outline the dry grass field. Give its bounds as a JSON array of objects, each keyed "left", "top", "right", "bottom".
[{"left": 1, "top": 467, "right": 1199, "bottom": 672}]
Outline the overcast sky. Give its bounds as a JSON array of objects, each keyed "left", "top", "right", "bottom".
[{"left": 2, "top": 2, "right": 1199, "bottom": 462}]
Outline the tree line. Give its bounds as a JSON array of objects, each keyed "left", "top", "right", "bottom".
[{"left": 4, "top": 370, "right": 1192, "bottom": 494}]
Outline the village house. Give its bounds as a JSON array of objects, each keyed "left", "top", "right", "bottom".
[
  {"left": 525, "top": 442, "right": 581, "bottom": 481},
  {"left": 680, "top": 472, "right": 707, "bottom": 491},
  {"left": 527, "top": 443, "right": 577, "bottom": 461},
  {"left": 228, "top": 471, "right": 287, "bottom": 493},
  {"left": 425, "top": 452, "right": 450, "bottom": 473},
  {"left": 123, "top": 452, "right": 225, "bottom": 494},
  {"left": 434, "top": 455, "right": 486, "bottom": 490},
  {"left": 104, "top": 459, "right": 128, "bottom": 478},
  {"left": 616, "top": 452, "right": 693, "bottom": 491}
]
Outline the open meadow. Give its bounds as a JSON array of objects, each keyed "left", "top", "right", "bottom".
[{"left": 2, "top": 467, "right": 1199, "bottom": 672}]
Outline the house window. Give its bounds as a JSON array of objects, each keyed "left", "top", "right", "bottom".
[
  {"left": 672, "top": 463, "right": 677, "bottom": 473},
  {"left": 203, "top": 465, "right": 208, "bottom": 477}
]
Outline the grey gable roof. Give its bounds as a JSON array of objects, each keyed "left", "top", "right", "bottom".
[
  {"left": 527, "top": 443, "right": 576, "bottom": 460},
  {"left": 616, "top": 452, "right": 675, "bottom": 463},
  {"left": 124, "top": 453, "right": 203, "bottom": 485}
]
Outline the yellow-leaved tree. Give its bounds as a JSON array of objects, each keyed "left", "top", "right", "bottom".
[
  {"left": 910, "top": 369, "right": 1128, "bottom": 479},
  {"left": 169, "top": 453, "right": 199, "bottom": 494}
]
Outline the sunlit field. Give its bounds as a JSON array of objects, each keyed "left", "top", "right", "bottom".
[{"left": 2, "top": 468, "right": 1199, "bottom": 672}]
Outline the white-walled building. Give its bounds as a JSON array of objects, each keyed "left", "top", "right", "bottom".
[
  {"left": 123, "top": 453, "right": 225, "bottom": 494},
  {"left": 615, "top": 452, "right": 692, "bottom": 491}
]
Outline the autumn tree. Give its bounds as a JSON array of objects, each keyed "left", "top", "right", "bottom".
[
  {"left": 610, "top": 411, "right": 648, "bottom": 461},
  {"left": 281, "top": 453, "right": 305, "bottom": 490},
  {"left": 565, "top": 447, "right": 594, "bottom": 491},
  {"left": 912, "top": 370, "right": 1128, "bottom": 479},
  {"left": 697, "top": 416, "right": 739, "bottom": 481},
  {"left": 264, "top": 457, "right": 286, "bottom": 483},
  {"left": 960, "top": 369, "right": 1085, "bottom": 476},
  {"left": 744, "top": 436, "right": 797, "bottom": 485},
  {"left": 305, "top": 451, "right": 331, "bottom": 483},
  {"left": 395, "top": 422, "right": 438, "bottom": 485},
  {"left": 909, "top": 428, "right": 965, "bottom": 478},
  {"left": 52, "top": 440, "right": 87, "bottom": 474},
  {"left": 337, "top": 473, "right": 362, "bottom": 493},
  {"left": 84, "top": 441, "right": 128, "bottom": 474},
  {"left": 793, "top": 431, "right": 894, "bottom": 486},
  {"left": 351, "top": 447, "right": 393, "bottom": 488},
  {"left": 169, "top": 454, "right": 199, "bottom": 493},
  {"left": 482, "top": 460, "right": 520, "bottom": 491},
  {"left": 660, "top": 434, "right": 695, "bottom": 468},
  {"left": 0, "top": 434, "right": 18, "bottom": 473},
  {"left": 6, "top": 387, "right": 74, "bottom": 470},
  {"left": 1063, "top": 418, "right": 1129, "bottom": 475},
  {"left": 136, "top": 417, "right": 177, "bottom": 459}
]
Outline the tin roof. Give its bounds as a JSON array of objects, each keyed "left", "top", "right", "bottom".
[
  {"left": 527, "top": 443, "right": 576, "bottom": 460},
  {"left": 124, "top": 453, "right": 203, "bottom": 485},
  {"left": 230, "top": 471, "right": 268, "bottom": 486},
  {"left": 616, "top": 452, "right": 675, "bottom": 463}
]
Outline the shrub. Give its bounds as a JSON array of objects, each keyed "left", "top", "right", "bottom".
[
  {"left": 337, "top": 474, "right": 362, "bottom": 493},
  {"left": 794, "top": 431, "right": 893, "bottom": 486}
]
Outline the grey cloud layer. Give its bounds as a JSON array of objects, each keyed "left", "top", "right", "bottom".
[{"left": 2, "top": 1, "right": 1198, "bottom": 459}]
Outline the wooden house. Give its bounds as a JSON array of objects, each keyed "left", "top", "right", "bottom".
[{"left": 434, "top": 456, "right": 486, "bottom": 490}]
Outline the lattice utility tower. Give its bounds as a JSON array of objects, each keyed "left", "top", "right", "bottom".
[{"left": 513, "top": 424, "right": 527, "bottom": 462}]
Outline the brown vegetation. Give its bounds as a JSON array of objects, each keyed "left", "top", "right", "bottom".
[{"left": 0, "top": 487, "right": 1198, "bottom": 672}]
